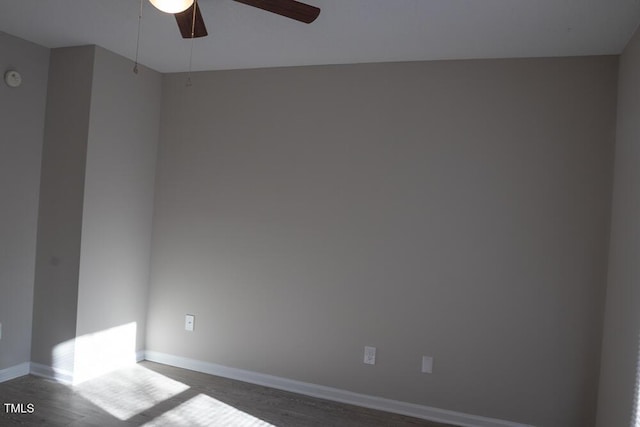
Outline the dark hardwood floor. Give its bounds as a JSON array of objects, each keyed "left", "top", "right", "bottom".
[{"left": 0, "top": 361, "right": 455, "bottom": 426}]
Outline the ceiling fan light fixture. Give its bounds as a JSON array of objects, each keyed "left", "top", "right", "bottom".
[{"left": 149, "top": 0, "right": 194, "bottom": 14}]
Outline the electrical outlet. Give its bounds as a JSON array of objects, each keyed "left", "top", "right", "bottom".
[
  {"left": 422, "top": 355, "right": 433, "bottom": 373},
  {"left": 185, "top": 314, "right": 195, "bottom": 332},
  {"left": 364, "top": 346, "right": 376, "bottom": 365}
]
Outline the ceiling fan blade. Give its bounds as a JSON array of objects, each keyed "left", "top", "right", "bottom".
[
  {"left": 233, "top": 0, "right": 320, "bottom": 24},
  {"left": 174, "top": 2, "right": 208, "bottom": 38}
]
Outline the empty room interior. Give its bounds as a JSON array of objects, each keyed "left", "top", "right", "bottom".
[{"left": 2, "top": 1, "right": 640, "bottom": 426}]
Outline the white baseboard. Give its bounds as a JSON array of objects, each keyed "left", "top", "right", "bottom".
[
  {"left": 144, "top": 351, "right": 533, "bottom": 427},
  {"left": 30, "top": 362, "right": 74, "bottom": 385},
  {"left": 30, "top": 350, "right": 145, "bottom": 386},
  {"left": 0, "top": 362, "right": 30, "bottom": 383}
]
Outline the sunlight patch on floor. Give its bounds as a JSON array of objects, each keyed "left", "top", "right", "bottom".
[
  {"left": 75, "top": 365, "right": 189, "bottom": 420},
  {"left": 141, "top": 393, "right": 275, "bottom": 427}
]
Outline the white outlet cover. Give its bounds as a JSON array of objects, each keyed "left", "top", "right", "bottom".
[
  {"left": 364, "top": 346, "right": 376, "bottom": 365},
  {"left": 422, "top": 355, "right": 434, "bottom": 373},
  {"left": 185, "top": 314, "right": 195, "bottom": 332}
]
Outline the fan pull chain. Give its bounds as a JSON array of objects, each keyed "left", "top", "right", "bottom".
[
  {"left": 186, "top": 0, "right": 198, "bottom": 86},
  {"left": 133, "top": 0, "right": 144, "bottom": 74}
]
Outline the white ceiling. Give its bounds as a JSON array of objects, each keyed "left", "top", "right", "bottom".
[{"left": 1, "top": 0, "right": 639, "bottom": 73}]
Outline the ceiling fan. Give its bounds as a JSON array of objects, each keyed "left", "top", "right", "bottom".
[{"left": 149, "top": 0, "right": 321, "bottom": 39}]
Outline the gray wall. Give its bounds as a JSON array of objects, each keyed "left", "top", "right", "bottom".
[
  {"left": 0, "top": 32, "right": 49, "bottom": 370},
  {"left": 148, "top": 57, "right": 618, "bottom": 427},
  {"left": 1, "top": 31, "right": 625, "bottom": 425},
  {"left": 76, "top": 46, "right": 161, "bottom": 358},
  {"left": 31, "top": 45, "right": 161, "bottom": 379},
  {"left": 31, "top": 46, "right": 94, "bottom": 371},
  {"left": 596, "top": 26, "right": 640, "bottom": 427}
]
